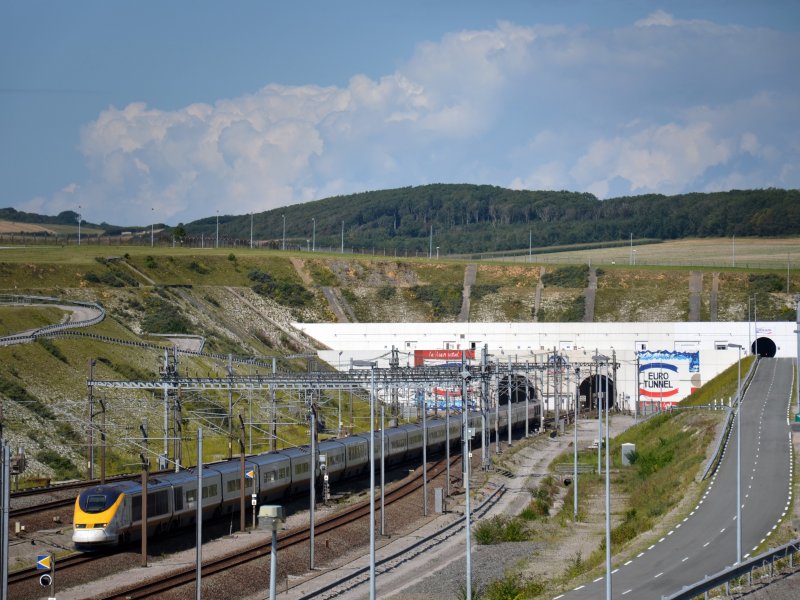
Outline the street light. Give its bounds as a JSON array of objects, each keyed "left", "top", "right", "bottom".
[
  {"left": 592, "top": 352, "right": 611, "bottom": 599},
  {"left": 728, "top": 343, "right": 743, "bottom": 564},
  {"left": 216, "top": 211, "right": 219, "bottom": 248},
  {"left": 151, "top": 207, "right": 154, "bottom": 247},
  {"left": 250, "top": 213, "right": 253, "bottom": 249},
  {"left": 77, "top": 205, "right": 82, "bottom": 246},
  {"left": 259, "top": 505, "right": 285, "bottom": 600},
  {"left": 282, "top": 214, "right": 286, "bottom": 251},
  {"left": 436, "top": 246, "right": 439, "bottom": 260},
  {"left": 312, "top": 217, "right": 316, "bottom": 252},
  {"left": 352, "top": 359, "right": 377, "bottom": 600}
]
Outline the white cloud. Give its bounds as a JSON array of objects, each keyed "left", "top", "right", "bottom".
[{"left": 28, "top": 14, "right": 800, "bottom": 225}]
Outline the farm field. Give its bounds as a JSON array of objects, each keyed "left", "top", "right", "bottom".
[{"left": 501, "top": 237, "right": 800, "bottom": 270}]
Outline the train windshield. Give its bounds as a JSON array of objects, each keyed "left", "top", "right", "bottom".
[{"left": 79, "top": 487, "right": 123, "bottom": 514}]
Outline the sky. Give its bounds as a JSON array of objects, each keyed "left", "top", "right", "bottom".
[{"left": 2, "top": 1, "right": 799, "bottom": 227}]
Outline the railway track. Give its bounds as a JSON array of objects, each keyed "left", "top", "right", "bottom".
[
  {"left": 8, "top": 455, "right": 456, "bottom": 596},
  {"left": 95, "top": 456, "right": 458, "bottom": 599}
]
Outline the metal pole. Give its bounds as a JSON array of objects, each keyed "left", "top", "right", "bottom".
[
  {"left": 598, "top": 361, "right": 602, "bottom": 475},
  {"left": 341, "top": 220, "right": 344, "bottom": 254},
  {"left": 216, "top": 211, "right": 219, "bottom": 248},
  {"left": 525, "top": 362, "right": 530, "bottom": 437},
  {"left": 462, "top": 351, "right": 472, "bottom": 599},
  {"left": 2, "top": 443, "right": 10, "bottom": 600},
  {"left": 507, "top": 357, "right": 513, "bottom": 447},
  {"left": 796, "top": 297, "right": 800, "bottom": 414},
  {"left": 423, "top": 388, "right": 428, "bottom": 517},
  {"left": 495, "top": 370, "right": 500, "bottom": 454},
  {"left": 736, "top": 346, "right": 742, "bottom": 563},
  {"left": 369, "top": 366, "right": 376, "bottom": 600},
  {"left": 88, "top": 359, "right": 95, "bottom": 479},
  {"left": 163, "top": 350, "right": 169, "bottom": 468},
  {"left": 574, "top": 367, "right": 580, "bottom": 521},
  {"left": 445, "top": 389, "right": 450, "bottom": 496},
  {"left": 141, "top": 456, "right": 148, "bottom": 567},
  {"left": 196, "top": 428, "right": 203, "bottom": 600},
  {"left": 282, "top": 214, "right": 286, "bottom": 251},
  {"left": 481, "top": 345, "right": 488, "bottom": 468},
  {"left": 250, "top": 213, "right": 253, "bottom": 249},
  {"left": 381, "top": 404, "right": 385, "bottom": 535},
  {"left": 100, "top": 398, "right": 106, "bottom": 484},
  {"left": 312, "top": 217, "right": 315, "bottom": 252},
  {"left": 309, "top": 403, "right": 315, "bottom": 570},
  {"left": 269, "top": 525, "right": 278, "bottom": 600},
  {"left": 605, "top": 361, "right": 611, "bottom": 600}
]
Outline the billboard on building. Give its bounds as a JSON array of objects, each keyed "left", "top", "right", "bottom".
[{"left": 637, "top": 350, "right": 700, "bottom": 408}]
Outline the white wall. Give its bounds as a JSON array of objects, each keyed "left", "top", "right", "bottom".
[{"left": 295, "top": 320, "right": 798, "bottom": 406}]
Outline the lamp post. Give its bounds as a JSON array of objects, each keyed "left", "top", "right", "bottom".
[
  {"left": 151, "top": 208, "right": 154, "bottom": 247},
  {"left": 352, "top": 359, "right": 378, "bottom": 599},
  {"left": 728, "top": 343, "right": 743, "bottom": 564},
  {"left": 77, "top": 205, "right": 82, "bottom": 246},
  {"left": 574, "top": 366, "right": 580, "bottom": 521},
  {"left": 250, "top": 213, "right": 253, "bottom": 249},
  {"left": 215, "top": 211, "right": 219, "bottom": 248},
  {"left": 312, "top": 217, "right": 316, "bottom": 252},
  {"left": 341, "top": 220, "right": 344, "bottom": 254},
  {"left": 282, "top": 214, "right": 286, "bottom": 251},
  {"left": 436, "top": 246, "right": 439, "bottom": 260}
]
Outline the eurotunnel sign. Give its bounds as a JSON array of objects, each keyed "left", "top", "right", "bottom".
[
  {"left": 413, "top": 349, "right": 475, "bottom": 367},
  {"left": 638, "top": 350, "right": 700, "bottom": 408}
]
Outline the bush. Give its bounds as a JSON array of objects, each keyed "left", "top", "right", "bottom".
[
  {"left": 248, "top": 270, "right": 313, "bottom": 307},
  {"left": 376, "top": 286, "right": 395, "bottom": 301},
  {"left": 410, "top": 285, "right": 462, "bottom": 318},
  {"left": 474, "top": 516, "right": 528, "bottom": 544},
  {"left": 37, "top": 449, "right": 79, "bottom": 479},
  {"left": 141, "top": 295, "right": 192, "bottom": 334},
  {"left": 542, "top": 265, "right": 589, "bottom": 288},
  {"left": 145, "top": 255, "right": 157, "bottom": 269}
]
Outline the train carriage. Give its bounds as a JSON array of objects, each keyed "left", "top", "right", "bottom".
[
  {"left": 383, "top": 427, "right": 408, "bottom": 464},
  {"left": 251, "top": 452, "right": 292, "bottom": 501},
  {"left": 340, "top": 435, "right": 369, "bottom": 477}
]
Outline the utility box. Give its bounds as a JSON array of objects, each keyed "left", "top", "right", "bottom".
[
  {"left": 434, "top": 488, "right": 445, "bottom": 514},
  {"left": 259, "top": 505, "right": 285, "bottom": 520},
  {"left": 621, "top": 443, "right": 636, "bottom": 466}
]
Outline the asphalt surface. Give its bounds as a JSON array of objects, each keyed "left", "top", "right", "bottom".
[{"left": 557, "top": 357, "right": 794, "bottom": 600}]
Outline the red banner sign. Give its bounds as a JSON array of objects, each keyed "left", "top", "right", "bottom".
[{"left": 414, "top": 349, "right": 474, "bottom": 367}]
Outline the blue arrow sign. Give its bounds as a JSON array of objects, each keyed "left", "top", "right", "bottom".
[{"left": 36, "top": 554, "right": 51, "bottom": 570}]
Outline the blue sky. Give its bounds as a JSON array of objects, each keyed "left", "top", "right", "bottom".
[{"left": 2, "top": 1, "right": 799, "bottom": 226}]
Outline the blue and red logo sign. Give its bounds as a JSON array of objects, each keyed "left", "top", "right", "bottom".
[{"left": 639, "top": 362, "right": 679, "bottom": 398}]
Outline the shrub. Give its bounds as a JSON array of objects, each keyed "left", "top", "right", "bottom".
[
  {"left": 145, "top": 255, "right": 157, "bottom": 269},
  {"left": 376, "top": 286, "right": 395, "bottom": 301},
  {"left": 248, "top": 270, "right": 313, "bottom": 307},
  {"left": 37, "top": 449, "right": 79, "bottom": 479},
  {"left": 474, "top": 516, "right": 528, "bottom": 544},
  {"left": 542, "top": 265, "right": 589, "bottom": 288},
  {"left": 141, "top": 295, "right": 192, "bottom": 334},
  {"left": 410, "top": 285, "right": 462, "bottom": 318}
]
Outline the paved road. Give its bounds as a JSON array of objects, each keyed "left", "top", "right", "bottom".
[{"left": 558, "top": 357, "right": 794, "bottom": 600}]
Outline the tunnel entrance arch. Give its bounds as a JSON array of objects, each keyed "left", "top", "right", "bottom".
[
  {"left": 579, "top": 374, "right": 615, "bottom": 411},
  {"left": 751, "top": 337, "right": 776, "bottom": 357},
  {"left": 498, "top": 374, "right": 536, "bottom": 405}
]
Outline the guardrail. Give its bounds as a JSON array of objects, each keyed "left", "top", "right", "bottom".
[
  {"left": 662, "top": 539, "right": 800, "bottom": 599},
  {"left": 697, "top": 357, "right": 760, "bottom": 481},
  {"left": 0, "top": 294, "right": 105, "bottom": 345}
]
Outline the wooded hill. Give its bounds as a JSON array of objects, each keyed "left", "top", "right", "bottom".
[{"left": 186, "top": 186, "right": 800, "bottom": 254}]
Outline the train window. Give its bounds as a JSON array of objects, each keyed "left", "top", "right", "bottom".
[
  {"left": 280, "top": 467, "right": 290, "bottom": 479},
  {"left": 186, "top": 489, "right": 197, "bottom": 503},
  {"left": 148, "top": 490, "right": 169, "bottom": 516},
  {"left": 174, "top": 487, "right": 184, "bottom": 511},
  {"left": 227, "top": 480, "right": 241, "bottom": 493},
  {"left": 202, "top": 484, "right": 218, "bottom": 499},
  {"left": 79, "top": 487, "right": 123, "bottom": 513},
  {"left": 264, "top": 470, "right": 277, "bottom": 483},
  {"left": 294, "top": 463, "right": 309, "bottom": 475},
  {"left": 132, "top": 496, "right": 141, "bottom": 521}
]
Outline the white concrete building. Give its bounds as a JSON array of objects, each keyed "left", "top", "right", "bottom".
[{"left": 294, "top": 320, "right": 799, "bottom": 411}]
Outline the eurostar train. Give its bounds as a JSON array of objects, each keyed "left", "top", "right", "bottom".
[{"left": 73, "top": 401, "right": 540, "bottom": 548}]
